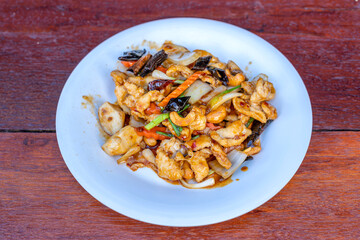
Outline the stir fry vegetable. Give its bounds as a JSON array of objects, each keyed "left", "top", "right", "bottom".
[
  {"left": 158, "top": 71, "right": 205, "bottom": 107},
  {"left": 99, "top": 41, "right": 277, "bottom": 189}
]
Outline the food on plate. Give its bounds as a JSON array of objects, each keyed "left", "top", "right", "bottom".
[{"left": 99, "top": 41, "right": 277, "bottom": 188}]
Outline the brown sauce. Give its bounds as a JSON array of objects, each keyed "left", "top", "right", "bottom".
[{"left": 241, "top": 166, "right": 248, "bottom": 172}]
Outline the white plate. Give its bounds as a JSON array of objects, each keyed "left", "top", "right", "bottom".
[{"left": 56, "top": 18, "right": 312, "bottom": 227}]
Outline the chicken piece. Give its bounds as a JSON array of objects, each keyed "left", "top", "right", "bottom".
[
  {"left": 160, "top": 137, "right": 182, "bottom": 155},
  {"left": 155, "top": 148, "right": 183, "bottom": 181},
  {"left": 185, "top": 135, "right": 212, "bottom": 151},
  {"left": 210, "top": 120, "right": 252, "bottom": 147},
  {"left": 224, "top": 114, "right": 238, "bottom": 122},
  {"left": 114, "top": 84, "right": 127, "bottom": 105},
  {"left": 238, "top": 113, "right": 251, "bottom": 125},
  {"left": 241, "top": 81, "right": 255, "bottom": 95},
  {"left": 189, "top": 106, "right": 207, "bottom": 131},
  {"left": 102, "top": 126, "right": 143, "bottom": 156},
  {"left": 211, "top": 142, "right": 231, "bottom": 169},
  {"left": 183, "top": 161, "right": 194, "bottom": 180},
  {"left": 98, "top": 102, "right": 125, "bottom": 135},
  {"left": 124, "top": 82, "right": 145, "bottom": 99},
  {"left": 161, "top": 41, "right": 189, "bottom": 55},
  {"left": 166, "top": 65, "right": 193, "bottom": 79},
  {"left": 250, "top": 74, "right": 275, "bottom": 103},
  {"left": 261, "top": 102, "right": 277, "bottom": 120},
  {"left": 111, "top": 70, "right": 127, "bottom": 85},
  {"left": 198, "top": 74, "right": 218, "bottom": 88},
  {"left": 123, "top": 95, "right": 137, "bottom": 109},
  {"left": 206, "top": 105, "right": 227, "bottom": 123},
  {"left": 186, "top": 151, "right": 209, "bottom": 182},
  {"left": 232, "top": 97, "right": 267, "bottom": 123},
  {"left": 126, "top": 76, "right": 146, "bottom": 88},
  {"left": 135, "top": 90, "right": 164, "bottom": 113},
  {"left": 225, "top": 68, "right": 245, "bottom": 86}
]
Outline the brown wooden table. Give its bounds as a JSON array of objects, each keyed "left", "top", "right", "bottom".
[{"left": 1, "top": 1, "right": 359, "bottom": 239}]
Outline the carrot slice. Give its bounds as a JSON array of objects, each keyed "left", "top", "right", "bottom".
[
  {"left": 121, "top": 60, "right": 137, "bottom": 68},
  {"left": 158, "top": 71, "right": 204, "bottom": 107},
  {"left": 156, "top": 66, "right": 168, "bottom": 73},
  {"left": 135, "top": 126, "right": 170, "bottom": 140},
  {"left": 144, "top": 103, "right": 162, "bottom": 115},
  {"left": 206, "top": 122, "right": 222, "bottom": 130}
]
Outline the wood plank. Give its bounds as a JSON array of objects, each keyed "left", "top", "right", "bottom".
[
  {"left": 0, "top": 0, "right": 359, "bottom": 40},
  {"left": 0, "top": 132, "right": 359, "bottom": 239},
  {"left": 0, "top": 29, "right": 359, "bottom": 130}
]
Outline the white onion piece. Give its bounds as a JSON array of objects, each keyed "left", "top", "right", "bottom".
[
  {"left": 180, "top": 178, "right": 215, "bottom": 189},
  {"left": 208, "top": 92, "right": 243, "bottom": 111},
  {"left": 200, "top": 86, "right": 227, "bottom": 103},
  {"left": 168, "top": 51, "right": 201, "bottom": 65},
  {"left": 129, "top": 115, "right": 145, "bottom": 127},
  {"left": 208, "top": 150, "right": 247, "bottom": 179},
  {"left": 151, "top": 70, "right": 174, "bottom": 80},
  {"left": 183, "top": 80, "right": 213, "bottom": 104}
]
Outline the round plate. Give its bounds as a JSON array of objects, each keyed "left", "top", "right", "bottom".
[{"left": 56, "top": 18, "right": 312, "bottom": 226}]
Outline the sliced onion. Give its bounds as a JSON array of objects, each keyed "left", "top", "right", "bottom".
[
  {"left": 208, "top": 150, "right": 247, "bottom": 179},
  {"left": 208, "top": 92, "right": 243, "bottom": 111},
  {"left": 151, "top": 70, "right": 174, "bottom": 80},
  {"left": 200, "top": 86, "right": 227, "bottom": 103},
  {"left": 168, "top": 51, "right": 201, "bottom": 66},
  {"left": 129, "top": 115, "right": 145, "bottom": 127},
  {"left": 183, "top": 80, "right": 213, "bottom": 104},
  {"left": 180, "top": 178, "right": 215, "bottom": 189}
]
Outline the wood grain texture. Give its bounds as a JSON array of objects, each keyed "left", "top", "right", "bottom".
[
  {"left": 1, "top": 1, "right": 359, "bottom": 239},
  {"left": 0, "top": 1, "right": 359, "bottom": 130},
  {"left": 0, "top": 132, "right": 359, "bottom": 239}
]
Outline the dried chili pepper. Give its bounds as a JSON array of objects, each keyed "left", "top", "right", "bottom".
[{"left": 148, "top": 79, "right": 175, "bottom": 91}]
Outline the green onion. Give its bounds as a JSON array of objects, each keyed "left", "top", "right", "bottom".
[
  {"left": 144, "top": 113, "right": 170, "bottom": 130},
  {"left": 178, "top": 104, "right": 190, "bottom": 114},
  {"left": 169, "top": 118, "right": 182, "bottom": 136},
  {"left": 191, "top": 135, "right": 200, "bottom": 140},
  {"left": 174, "top": 80, "right": 185, "bottom": 84},
  {"left": 145, "top": 103, "right": 191, "bottom": 131},
  {"left": 245, "top": 117, "right": 254, "bottom": 128},
  {"left": 208, "top": 85, "right": 242, "bottom": 107},
  {"left": 156, "top": 131, "right": 174, "bottom": 138}
]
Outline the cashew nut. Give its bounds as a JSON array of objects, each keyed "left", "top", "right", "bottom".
[
  {"left": 169, "top": 111, "right": 196, "bottom": 126},
  {"left": 144, "top": 137, "right": 157, "bottom": 147},
  {"left": 206, "top": 105, "right": 227, "bottom": 123}
]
